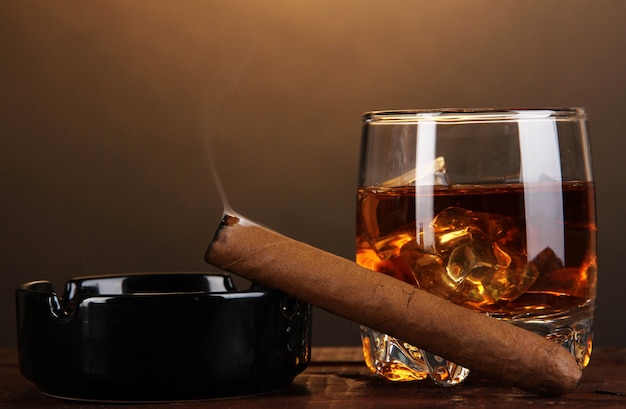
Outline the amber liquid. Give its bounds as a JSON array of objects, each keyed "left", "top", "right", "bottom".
[{"left": 357, "top": 181, "right": 596, "bottom": 378}]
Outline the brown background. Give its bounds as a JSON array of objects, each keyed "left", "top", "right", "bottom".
[{"left": 1, "top": 0, "right": 624, "bottom": 348}]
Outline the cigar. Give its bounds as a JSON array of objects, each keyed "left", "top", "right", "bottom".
[{"left": 205, "top": 214, "right": 582, "bottom": 396}]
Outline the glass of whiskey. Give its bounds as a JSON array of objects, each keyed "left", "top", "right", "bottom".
[{"left": 356, "top": 108, "right": 596, "bottom": 386}]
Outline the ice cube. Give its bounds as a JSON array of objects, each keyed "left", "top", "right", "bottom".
[
  {"left": 445, "top": 233, "right": 503, "bottom": 307},
  {"left": 401, "top": 206, "right": 539, "bottom": 308},
  {"left": 381, "top": 156, "right": 450, "bottom": 187},
  {"left": 431, "top": 206, "right": 483, "bottom": 259},
  {"left": 400, "top": 239, "right": 453, "bottom": 299}
]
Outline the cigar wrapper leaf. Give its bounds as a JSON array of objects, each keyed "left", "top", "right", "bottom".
[{"left": 205, "top": 215, "right": 582, "bottom": 396}]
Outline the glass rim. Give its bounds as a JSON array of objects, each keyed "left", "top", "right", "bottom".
[{"left": 363, "top": 107, "right": 587, "bottom": 123}]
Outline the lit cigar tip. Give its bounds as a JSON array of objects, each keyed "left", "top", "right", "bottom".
[
  {"left": 221, "top": 214, "right": 241, "bottom": 227},
  {"left": 205, "top": 214, "right": 239, "bottom": 264}
]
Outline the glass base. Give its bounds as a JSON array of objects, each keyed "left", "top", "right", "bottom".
[
  {"left": 360, "top": 326, "right": 469, "bottom": 386},
  {"left": 360, "top": 303, "right": 594, "bottom": 386}
]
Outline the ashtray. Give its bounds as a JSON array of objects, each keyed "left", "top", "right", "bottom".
[{"left": 15, "top": 272, "right": 311, "bottom": 402}]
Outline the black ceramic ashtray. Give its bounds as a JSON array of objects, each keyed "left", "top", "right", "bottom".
[{"left": 15, "top": 272, "right": 311, "bottom": 402}]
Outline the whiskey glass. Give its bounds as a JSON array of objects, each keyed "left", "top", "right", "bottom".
[{"left": 356, "top": 108, "right": 596, "bottom": 386}]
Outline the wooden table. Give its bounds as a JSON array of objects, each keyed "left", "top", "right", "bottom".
[{"left": 2, "top": 347, "right": 625, "bottom": 408}]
